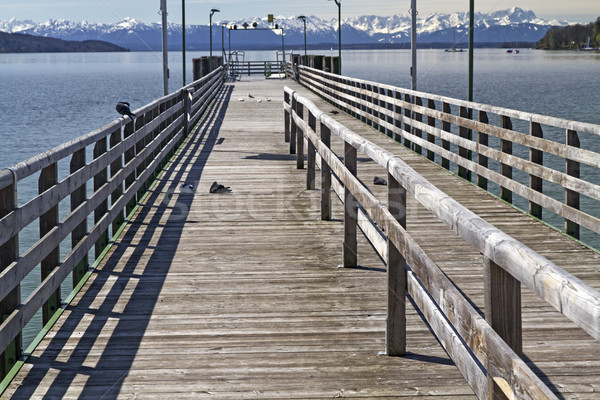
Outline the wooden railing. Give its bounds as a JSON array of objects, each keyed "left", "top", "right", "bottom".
[
  {"left": 0, "top": 66, "right": 226, "bottom": 380},
  {"left": 230, "top": 60, "right": 285, "bottom": 76},
  {"left": 283, "top": 86, "right": 600, "bottom": 400},
  {"left": 290, "top": 64, "right": 600, "bottom": 248}
]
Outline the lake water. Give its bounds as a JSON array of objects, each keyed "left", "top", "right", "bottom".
[{"left": 1, "top": 48, "right": 599, "bottom": 348}]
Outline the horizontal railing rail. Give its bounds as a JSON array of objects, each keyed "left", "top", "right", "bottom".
[
  {"left": 283, "top": 85, "right": 600, "bottom": 400},
  {"left": 0, "top": 66, "right": 227, "bottom": 380},
  {"left": 230, "top": 60, "right": 285, "bottom": 76},
  {"left": 292, "top": 64, "right": 600, "bottom": 247}
]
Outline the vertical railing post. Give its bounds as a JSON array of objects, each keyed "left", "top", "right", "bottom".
[
  {"left": 484, "top": 257, "right": 522, "bottom": 400},
  {"left": 320, "top": 122, "right": 332, "bottom": 221},
  {"left": 380, "top": 87, "right": 388, "bottom": 135},
  {"left": 413, "top": 96, "right": 423, "bottom": 155},
  {"left": 426, "top": 99, "right": 436, "bottom": 161},
  {"left": 343, "top": 142, "right": 357, "bottom": 267},
  {"left": 403, "top": 94, "right": 412, "bottom": 150},
  {"left": 307, "top": 110, "right": 316, "bottom": 189},
  {"left": 125, "top": 118, "right": 138, "bottom": 216},
  {"left": 39, "top": 163, "right": 61, "bottom": 324},
  {"left": 458, "top": 106, "right": 472, "bottom": 181},
  {"left": 361, "top": 83, "right": 368, "bottom": 124},
  {"left": 184, "top": 88, "right": 194, "bottom": 138},
  {"left": 441, "top": 102, "right": 452, "bottom": 170},
  {"left": 478, "top": 111, "right": 489, "bottom": 190},
  {"left": 368, "top": 84, "right": 376, "bottom": 128},
  {"left": 394, "top": 91, "right": 402, "bottom": 144},
  {"left": 135, "top": 111, "right": 148, "bottom": 200},
  {"left": 500, "top": 116, "right": 513, "bottom": 203},
  {"left": 93, "top": 137, "right": 109, "bottom": 259},
  {"left": 0, "top": 172, "right": 21, "bottom": 378},
  {"left": 565, "top": 129, "right": 580, "bottom": 239},
  {"left": 387, "top": 89, "right": 395, "bottom": 139},
  {"left": 153, "top": 103, "right": 163, "bottom": 177},
  {"left": 290, "top": 95, "right": 297, "bottom": 154},
  {"left": 352, "top": 80, "right": 358, "bottom": 120},
  {"left": 296, "top": 102, "right": 305, "bottom": 170},
  {"left": 284, "top": 91, "right": 291, "bottom": 143},
  {"left": 110, "top": 126, "right": 125, "bottom": 236},
  {"left": 529, "top": 122, "right": 543, "bottom": 219},
  {"left": 376, "top": 86, "right": 385, "bottom": 133},
  {"left": 70, "top": 149, "right": 88, "bottom": 287},
  {"left": 386, "top": 172, "right": 407, "bottom": 356}
]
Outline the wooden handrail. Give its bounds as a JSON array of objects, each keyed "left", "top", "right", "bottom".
[
  {"left": 0, "top": 66, "right": 227, "bottom": 379},
  {"left": 284, "top": 85, "right": 600, "bottom": 399},
  {"left": 293, "top": 64, "right": 600, "bottom": 244}
]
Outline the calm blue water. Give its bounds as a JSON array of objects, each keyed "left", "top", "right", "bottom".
[{"left": 1, "top": 49, "right": 599, "bottom": 348}]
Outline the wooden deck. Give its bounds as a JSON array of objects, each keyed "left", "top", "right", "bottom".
[{"left": 3, "top": 77, "right": 599, "bottom": 399}]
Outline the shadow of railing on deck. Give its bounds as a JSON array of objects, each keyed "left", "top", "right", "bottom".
[{"left": 9, "top": 86, "right": 233, "bottom": 399}]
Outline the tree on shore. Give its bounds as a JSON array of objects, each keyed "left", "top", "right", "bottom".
[{"left": 537, "top": 17, "right": 600, "bottom": 49}]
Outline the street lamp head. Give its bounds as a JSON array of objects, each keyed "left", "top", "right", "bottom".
[
  {"left": 328, "top": 0, "right": 341, "bottom": 6},
  {"left": 297, "top": 15, "right": 306, "bottom": 22},
  {"left": 210, "top": 8, "right": 220, "bottom": 17}
]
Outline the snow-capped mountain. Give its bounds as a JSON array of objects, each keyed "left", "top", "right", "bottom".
[{"left": 0, "top": 8, "right": 569, "bottom": 51}]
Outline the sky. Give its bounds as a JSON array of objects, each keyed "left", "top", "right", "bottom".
[{"left": 0, "top": 0, "right": 597, "bottom": 25}]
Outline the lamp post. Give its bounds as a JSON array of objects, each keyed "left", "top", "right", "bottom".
[
  {"left": 468, "top": 0, "right": 474, "bottom": 103},
  {"left": 328, "top": 0, "right": 342, "bottom": 74},
  {"left": 221, "top": 23, "right": 226, "bottom": 65},
  {"left": 209, "top": 8, "right": 220, "bottom": 60},
  {"left": 182, "top": 0, "right": 186, "bottom": 86},
  {"left": 297, "top": 15, "right": 307, "bottom": 66},
  {"left": 160, "top": 0, "right": 168, "bottom": 95},
  {"left": 410, "top": 0, "right": 416, "bottom": 91}
]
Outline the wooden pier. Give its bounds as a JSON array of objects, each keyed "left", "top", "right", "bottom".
[{"left": 1, "top": 66, "right": 599, "bottom": 399}]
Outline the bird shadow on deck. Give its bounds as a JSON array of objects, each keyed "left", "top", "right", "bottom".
[{"left": 9, "top": 86, "right": 233, "bottom": 399}]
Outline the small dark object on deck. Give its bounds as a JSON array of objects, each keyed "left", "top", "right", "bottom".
[
  {"left": 116, "top": 102, "right": 135, "bottom": 119},
  {"left": 247, "top": 93, "right": 254, "bottom": 98},
  {"left": 373, "top": 176, "right": 387, "bottom": 186},
  {"left": 210, "top": 181, "right": 231, "bottom": 194},
  {"left": 180, "top": 183, "right": 195, "bottom": 193},
  {"left": 330, "top": 110, "right": 339, "bottom": 115}
]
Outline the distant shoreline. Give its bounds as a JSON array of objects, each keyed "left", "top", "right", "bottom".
[{"left": 0, "top": 31, "right": 129, "bottom": 53}]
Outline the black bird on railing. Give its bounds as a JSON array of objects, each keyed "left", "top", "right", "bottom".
[{"left": 116, "top": 102, "right": 135, "bottom": 120}]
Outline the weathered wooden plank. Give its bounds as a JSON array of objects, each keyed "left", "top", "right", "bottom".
[
  {"left": 296, "top": 101, "right": 304, "bottom": 169},
  {"left": 484, "top": 256, "right": 522, "bottom": 399},
  {"left": 38, "top": 162, "right": 61, "bottom": 324},
  {"left": 386, "top": 173, "right": 406, "bottom": 356},
  {"left": 478, "top": 111, "right": 489, "bottom": 190},
  {"left": 0, "top": 171, "right": 21, "bottom": 379},
  {"left": 320, "top": 122, "right": 332, "bottom": 221},
  {"left": 529, "top": 122, "right": 543, "bottom": 219},
  {"left": 565, "top": 129, "right": 580, "bottom": 239},
  {"left": 458, "top": 106, "right": 471, "bottom": 180},
  {"left": 110, "top": 125, "right": 125, "bottom": 235},
  {"left": 500, "top": 115, "right": 513, "bottom": 203},
  {"left": 70, "top": 149, "right": 87, "bottom": 288},
  {"left": 343, "top": 141, "right": 358, "bottom": 268},
  {"left": 307, "top": 110, "right": 317, "bottom": 190},
  {"left": 442, "top": 102, "right": 452, "bottom": 170}
]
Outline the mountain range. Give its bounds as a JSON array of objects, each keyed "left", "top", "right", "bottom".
[{"left": 0, "top": 7, "right": 569, "bottom": 51}]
